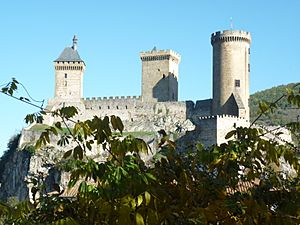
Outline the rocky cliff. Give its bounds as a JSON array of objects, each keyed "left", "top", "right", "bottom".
[{"left": 0, "top": 115, "right": 195, "bottom": 202}]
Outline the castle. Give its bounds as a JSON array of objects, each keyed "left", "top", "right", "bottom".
[
  {"left": 44, "top": 30, "right": 252, "bottom": 146},
  {"left": 0, "top": 29, "right": 253, "bottom": 201}
]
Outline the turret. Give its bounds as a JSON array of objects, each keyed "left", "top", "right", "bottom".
[
  {"left": 53, "top": 35, "right": 85, "bottom": 101},
  {"left": 211, "top": 30, "right": 251, "bottom": 120},
  {"left": 140, "top": 48, "right": 181, "bottom": 102}
]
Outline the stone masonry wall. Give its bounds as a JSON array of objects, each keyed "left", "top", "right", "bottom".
[
  {"left": 54, "top": 61, "right": 85, "bottom": 100},
  {"left": 198, "top": 115, "right": 250, "bottom": 146},
  {"left": 140, "top": 49, "right": 180, "bottom": 102},
  {"left": 211, "top": 30, "right": 251, "bottom": 120}
]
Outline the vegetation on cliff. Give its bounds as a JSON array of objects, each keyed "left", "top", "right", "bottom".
[
  {"left": 250, "top": 83, "right": 300, "bottom": 125},
  {"left": 0, "top": 79, "right": 299, "bottom": 224}
]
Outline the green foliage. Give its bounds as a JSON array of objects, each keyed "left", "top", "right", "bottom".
[
  {"left": 1, "top": 78, "right": 18, "bottom": 96},
  {"left": 24, "top": 145, "right": 36, "bottom": 155},
  {"left": 0, "top": 79, "right": 300, "bottom": 224},
  {"left": 250, "top": 83, "right": 300, "bottom": 125}
]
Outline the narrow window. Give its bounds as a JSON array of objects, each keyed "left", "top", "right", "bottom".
[
  {"left": 65, "top": 73, "right": 67, "bottom": 78},
  {"left": 125, "top": 105, "right": 128, "bottom": 109},
  {"left": 108, "top": 106, "right": 110, "bottom": 109},
  {"left": 116, "top": 106, "right": 119, "bottom": 109},
  {"left": 235, "top": 79, "right": 240, "bottom": 87},
  {"left": 248, "top": 63, "right": 250, "bottom": 72},
  {"left": 248, "top": 48, "right": 250, "bottom": 54},
  {"left": 99, "top": 106, "right": 101, "bottom": 109},
  {"left": 163, "top": 74, "right": 166, "bottom": 79}
]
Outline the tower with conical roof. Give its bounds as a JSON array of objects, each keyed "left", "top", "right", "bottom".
[{"left": 54, "top": 35, "right": 85, "bottom": 101}]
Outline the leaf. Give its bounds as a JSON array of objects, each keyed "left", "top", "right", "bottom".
[
  {"left": 35, "top": 139, "right": 42, "bottom": 149},
  {"left": 116, "top": 116, "right": 124, "bottom": 133},
  {"left": 12, "top": 77, "right": 19, "bottom": 84},
  {"left": 145, "top": 173, "right": 156, "bottom": 181},
  {"left": 73, "top": 122, "right": 81, "bottom": 136},
  {"left": 135, "top": 212, "right": 145, "bottom": 225},
  {"left": 63, "top": 150, "right": 73, "bottom": 159},
  {"left": 158, "top": 129, "right": 167, "bottom": 136},
  {"left": 136, "top": 195, "right": 143, "bottom": 207},
  {"left": 111, "top": 115, "right": 118, "bottom": 131},
  {"left": 86, "top": 141, "right": 92, "bottom": 151},
  {"left": 74, "top": 146, "right": 83, "bottom": 160},
  {"left": 225, "top": 130, "right": 236, "bottom": 139},
  {"left": 111, "top": 115, "right": 124, "bottom": 133},
  {"left": 144, "top": 191, "right": 151, "bottom": 206},
  {"left": 258, "top": 101, "right": 269, "bottom": 113},
  {"left": 1, "top": 87, "right": 8, "bottom": 93},
  {"left": 55, "top": 122, "right": 62, "bottom": 130},
  {"left": 60, "top": 106, "right": 78, "bottom": 119},
  {"left": 24, "top": 113, "right": 35, "bottom": 124},
  {"left": 50, "top": 126, "right": 58, "bottom": 136}
]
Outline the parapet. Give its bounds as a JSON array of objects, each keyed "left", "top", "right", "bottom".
[
  {"left": 211, "top": 30, "right": 251, "bottom": 45},
  {"left": 199, "top": 114, "right": 248, "bottom": 122},
  {"left": 83, "top": 95, "right": 141, "bottom": 101},
  {"left": 140, "top": 48, "right": 181, "bottom": 62}
]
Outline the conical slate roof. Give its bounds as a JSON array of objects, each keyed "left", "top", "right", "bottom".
[{"left": 54, "top": 47, "right": 84, "bottom": 62}]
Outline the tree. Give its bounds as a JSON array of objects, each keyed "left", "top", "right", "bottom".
[{"left": 0, "top": 79, "right": 299, "bottom": 224}]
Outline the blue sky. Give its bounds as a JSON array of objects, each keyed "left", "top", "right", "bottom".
[{"left": 0, "top": 0, "right": 299, "bottom": 156}]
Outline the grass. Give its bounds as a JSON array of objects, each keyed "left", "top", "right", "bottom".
[
  {"left": 28, "top": 124, "right": 49, "bottom": 131},
  {"left": 122, "top": 131, "right": 156, "bottom": 137},
  {"left": 28, "top": 124, "right": 71, "bottom": 134},
  {"left": 29, "top": 124, "right": 155, "bottom": 137}
]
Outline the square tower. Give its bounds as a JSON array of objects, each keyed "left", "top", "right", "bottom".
[
  {"left": 54, "top": 36, "right": 85, "bottom": 102},
  {"left": 140, "top": 48, "right": 181, "bottom": 102}
]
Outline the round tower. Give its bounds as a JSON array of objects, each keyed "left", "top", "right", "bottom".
[{"left": 211, "top": 30, "right": 251, "bottom": 120}]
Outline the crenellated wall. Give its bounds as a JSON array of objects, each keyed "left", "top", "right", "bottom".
[
  {"left": 44, "top": 95, "right": 215, "bottom": 134},
  {"left": 81, "top": 97, "right": 190, "bottom": 123},
  {"left": 197, "top": 114, "right": 250, "bottom": 146}
]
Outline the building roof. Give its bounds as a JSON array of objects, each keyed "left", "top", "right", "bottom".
[
  {"left": 233, "top": 93, "right": 245, "bottom": 109},
  {"left": 54, "top": 47, "right": 84, "bottom": 62}
]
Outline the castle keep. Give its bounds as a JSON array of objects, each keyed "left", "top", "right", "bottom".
[
  {"left": 211, "top": 30, "right": 251, "bottom": 120},
  {"left": 45, "top": 30, "right": 252, "bottom": 146}
]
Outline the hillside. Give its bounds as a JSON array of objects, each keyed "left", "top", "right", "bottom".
[{"left": 249, "top": 83, "right": 300, "bottom": 125}]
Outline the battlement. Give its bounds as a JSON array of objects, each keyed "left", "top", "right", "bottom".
[
  {"left": 140, "top": 49, "right": 181, "bottom": 62},
  {"left": 211, "top": 30, "right": 251, "bottom": 45},
  {"left": 199, "top": 114, "right": 248, "bottom": 121},
  {"left": 82, "top": 95, "right": 141, "bottom": 101}
]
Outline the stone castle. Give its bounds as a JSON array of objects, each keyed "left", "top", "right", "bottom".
[
  {"left": 44, "top": 29, "right": 252, "bottom": 146},
  {"left": 0, "top": 29, "right": 254, "bottom": 201},
  {"left": 1, "top": 29, "right": 293, "bottom": 202}
]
